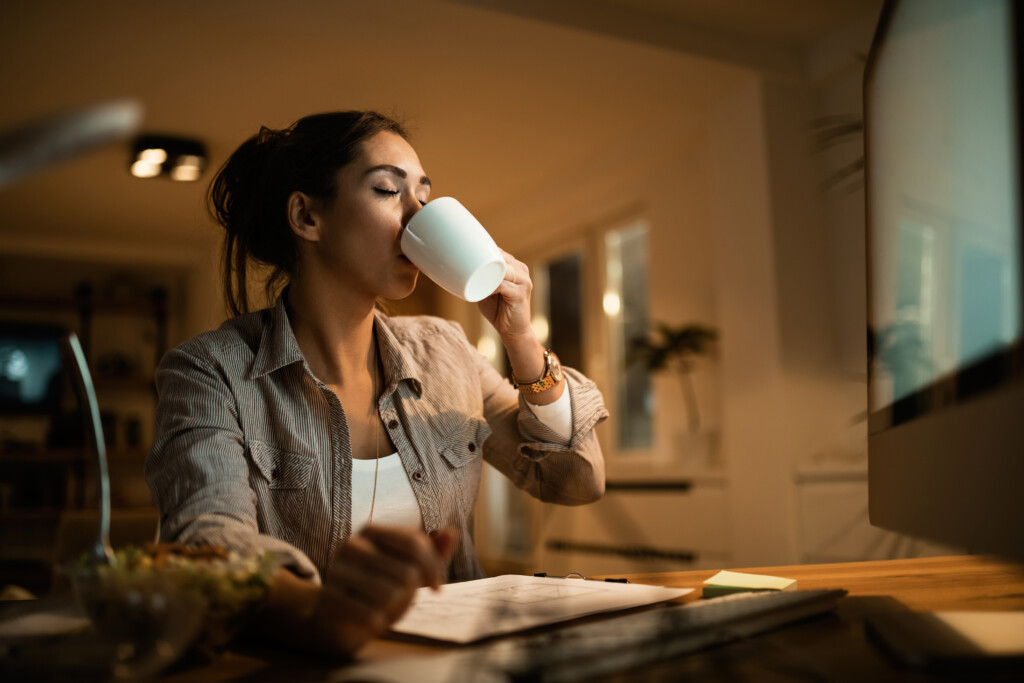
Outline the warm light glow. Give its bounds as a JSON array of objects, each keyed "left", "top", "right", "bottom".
[
  {"left": 603, "top": 292, "right": 622, "bottom": 316},
  {"left": 130, "top": 160, "right": 161, "bottom": 178},
  {"left": 170, "top": 163, "right": 201, "bottom": 182},
  {"left": 137, "top": 147, "right": 167, "bottom": 164},
  {"left": 531, "top": 316, "right": 550, "bottom": 343},
  {"left": 170, "top": 155, "right": 204, "bottom": 182},
  {"left": 476, "top": 336, "right": 498, "bottom": 362}
]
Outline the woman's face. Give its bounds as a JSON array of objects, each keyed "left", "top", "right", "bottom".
[{"left": 307, "top": 130, "right": 431, "bottom": 301}]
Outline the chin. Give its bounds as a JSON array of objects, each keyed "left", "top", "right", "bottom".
[{"left": 382, "top": 273, "right": 420, "bottom": 301}]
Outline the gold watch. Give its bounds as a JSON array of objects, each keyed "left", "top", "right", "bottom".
[{"left": 511, "top": 349, "right": 563, "bottom": 394}]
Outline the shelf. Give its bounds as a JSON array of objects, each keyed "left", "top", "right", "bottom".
[
  {"left": 1, "top": 279, "right": 168, "bottom": 530},
  {"left": 94, "top": 377, "right": 156, "bottom": 392},
  {"left": 0, "top": 508, "right": 65, "bottom": 521},
  {"left": 107, "top": 448, "right": 150, "bottom": 462},
  {"left": 0, "top": 290, "right": 166, "bottom": 314},
  {"left": 0, "top": 449, "right": 87, "bottom": 463},
  {"left": 0, "top": 295, "right": 81, "bottom": 312},
  {"left": 0, "top": 448, "right": 148, "bottom": 463}
]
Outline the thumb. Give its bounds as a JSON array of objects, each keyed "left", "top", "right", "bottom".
[{"left": 429, "top": 527, "right": 457, "bottom": 562}]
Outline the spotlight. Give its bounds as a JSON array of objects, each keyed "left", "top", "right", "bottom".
[{"left": 129, "top": 134, "right": 207, "bottom": 181}]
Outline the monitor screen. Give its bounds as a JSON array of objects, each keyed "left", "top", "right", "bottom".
[
  {"left": 868, "top": 0, "right": 1022, "bottom": 425},
  {"left": 866, "top": 0, "right": 1024, "bottom": 560},
  {"left": 0, "top": 322, "right": 66, "bottom": 415}
]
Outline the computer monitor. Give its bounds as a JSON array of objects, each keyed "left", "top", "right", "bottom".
[
  {"left": 865, "top": 0, "right": 1024, "bottom": 561},
  {"left": 0, "top": 321, "right": 65, "bottom": 416}
]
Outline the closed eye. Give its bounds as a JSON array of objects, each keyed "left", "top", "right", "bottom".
[{"left": 374, "top": 187, "right": 399, "bottom": 197}]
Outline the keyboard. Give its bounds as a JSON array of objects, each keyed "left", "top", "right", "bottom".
[
  {"left": 473, "top": 588, "right": 848, "bottom": 682},
  {"left": 337, "top": 588, "right": 847, "bottom": 683}
]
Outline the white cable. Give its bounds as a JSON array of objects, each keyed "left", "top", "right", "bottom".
[{"left": 367, "top": 335, "right": 380, "bottom": 525}]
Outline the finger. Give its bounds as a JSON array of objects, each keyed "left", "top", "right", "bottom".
[
  {"left": 428, "top": 529, "right": 458, "bottom": 589},
  {"left": 361, "top": 525, "right": 447, "bottom": 589},
  {"left": 503, "top": 255, "right": 527, "bottom": 284},
  {"left": 503, "top": 259, "right": 519, "bottom": 285},
  {"left": 316, "top": 581, "right": 392, "bottom": 648},
  {"left": 361, "top": 525, "right": 445, "bottom": 589},
  {"left": 327, "top": 535, "right": 423, "bottom": 615},
  {"left": 334, "top": 532, "right": 425, "bottom": 587},
  {"left": 329, "top": 556, "right": 418, "bottom": 618}
]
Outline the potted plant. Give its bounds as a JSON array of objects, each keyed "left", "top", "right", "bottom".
[{"left": 629, "top": 323, "right": 717, "bottom": 434}]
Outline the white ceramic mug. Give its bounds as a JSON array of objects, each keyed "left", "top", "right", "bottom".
[{"left": 401, "top": 197, "right": 507, "bottom": 302}]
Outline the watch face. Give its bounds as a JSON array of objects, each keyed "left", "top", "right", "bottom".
[{"left": 547, "top": 350, "right": 562, "bottom": 379}]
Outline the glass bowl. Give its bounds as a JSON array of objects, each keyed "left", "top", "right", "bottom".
[{"left": 71, "top": 544, "right": 277, "bottom": 680}]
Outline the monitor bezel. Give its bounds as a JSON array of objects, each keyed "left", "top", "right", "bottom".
[{"left": 864, "top": 0, "right": 1024, "bottom": 561}]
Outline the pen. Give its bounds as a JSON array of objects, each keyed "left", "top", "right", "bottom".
[{"left": 534, "top": 572, "right": 630, "bottom": 583}]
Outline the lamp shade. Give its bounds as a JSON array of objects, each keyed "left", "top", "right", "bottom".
[{"left": 0, "top": 100, "right": 143, "bottom": 189}]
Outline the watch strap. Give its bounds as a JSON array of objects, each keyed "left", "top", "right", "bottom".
[{"left": 511, "top": 349, "right": 561, "bottom": 394}]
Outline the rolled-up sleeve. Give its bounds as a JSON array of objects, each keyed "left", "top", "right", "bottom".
[
  {"left": 465, "top": 325, "right": 609, "bottom": 505},
  {"left": 145, "top": 344, "right": 319, "bottom": 582}
]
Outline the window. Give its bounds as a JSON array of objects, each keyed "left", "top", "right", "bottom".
[
  {"left": 531, "top": 250, "right": 584, "bottom": 370},
  {"left": 475, "top": 218, "right": 655, "bottom": 570},
  {"left": 604, "top": 221, "right": 653, "bottom": 451}
]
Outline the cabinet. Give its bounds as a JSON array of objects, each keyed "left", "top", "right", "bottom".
[
  {"left": 535, "top": 475, "right": 732, "bottom": 576},
  {"left": 794, "top": 462, "right": 965, "bottom": 563},
  {"left": 0, "top": 279, "right": 169, "bottom": 592}
]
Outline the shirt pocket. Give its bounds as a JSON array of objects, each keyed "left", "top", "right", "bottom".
[
  {"left": 248, "top": 440, "right": 315, "bottom": 544},
  {"left": 250, "top": 440, "right": 315, "bottom": 490},
  {"left": 437, "top": 418, "right": 492, "bottom": 469}
]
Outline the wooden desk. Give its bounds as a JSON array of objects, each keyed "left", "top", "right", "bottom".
[
  {"left": 5, "top": 555, "right": 1023, "bottom": 682},
  {"left": 163, "top": 554, "right": 1024, "bottom": 682},
  {"left": 607, "top": 554, "right": 1024, "bottom": 611}
]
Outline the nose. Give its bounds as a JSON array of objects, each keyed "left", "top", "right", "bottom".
[{"left": 402, "top": 193, "right": 424, "bottom": 228}]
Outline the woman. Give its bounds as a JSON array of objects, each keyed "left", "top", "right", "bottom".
[{"left": 145, "top": 111, "right": 607, "bottom": 655}]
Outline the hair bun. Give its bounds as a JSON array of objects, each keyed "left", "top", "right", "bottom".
[{"left": 208, "top": 111, "right": 407, "bottom": 316}]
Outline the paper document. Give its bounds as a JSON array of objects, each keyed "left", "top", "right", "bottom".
[{"left": 390, "top": 574, "right": 691, "bottom": 643}]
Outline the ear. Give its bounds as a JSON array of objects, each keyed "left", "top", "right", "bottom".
[{"left": 287, "top": 191, "right": 321, "bottom": 242}]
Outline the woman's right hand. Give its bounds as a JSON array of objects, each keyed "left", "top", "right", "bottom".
[
  {"left": 313, "top": 525, "right": 455, "bottom": 652},
  {"left": 261, "top": 525, "right": 455, "bottom": 656}
]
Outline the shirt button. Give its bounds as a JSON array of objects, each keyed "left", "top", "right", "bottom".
[
  {"left": 467, "top": 442, "right": 476, "bottom": 452},
  {"left": 388, "top": 419, "right": 399, "bottom": 429},
  {"left": 413, "top": 471, "right": 425, "bottom": 482},
  {"left": 271, "top": 467, "right": 280, "bottom": 480}
]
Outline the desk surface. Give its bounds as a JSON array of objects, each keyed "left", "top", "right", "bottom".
[
  {"left": 160, "top": 554, "right": 1024, "bottom": 683},
  {"left": 7, "top": 555, "right": 1019, "bottom": 682},
  {"left": 602, "top": 554, "right": 1024, "bottom": 612}
]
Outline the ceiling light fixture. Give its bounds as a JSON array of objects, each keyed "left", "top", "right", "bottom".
[{"left": 129, "top": 134, "right": 207, "bottom": 181}]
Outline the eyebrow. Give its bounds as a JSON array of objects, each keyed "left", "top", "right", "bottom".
[{"left": 365, "top": 164, "right": 431, "bottom": 188}]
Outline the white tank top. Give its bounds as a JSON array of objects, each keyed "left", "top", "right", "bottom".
[{"left": 350, "top": 452, "right": 423, "bottom": 532}]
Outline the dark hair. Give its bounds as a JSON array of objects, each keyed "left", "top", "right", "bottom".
[{"left": 208, "top": 111, "right": 408, "bottom": 316}]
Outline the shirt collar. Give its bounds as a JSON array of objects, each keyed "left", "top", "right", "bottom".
[
  {"left": 250, "top": 294, "right": 424, "bottom": 398},
  {"left": 251, "top": 293, "right": 306, "bottom": 379},
  {"left": 373, "top": 308, "right": 424, "bottom": 397}
]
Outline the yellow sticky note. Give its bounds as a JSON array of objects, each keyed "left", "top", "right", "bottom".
[{"left": 703, "top": 570, "right": 797, "bottom": 597}]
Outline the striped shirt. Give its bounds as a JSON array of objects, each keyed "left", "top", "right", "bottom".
[{"left": 145, "top": 296, "right": 608, "bottom": 583}]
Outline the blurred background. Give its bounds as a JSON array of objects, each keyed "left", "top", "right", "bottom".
[{"left": 0, "top": 0, "right": 955, "bottom": 595}]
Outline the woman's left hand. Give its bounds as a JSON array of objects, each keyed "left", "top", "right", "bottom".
[
  {"left": 477, "top": 249, "right": 535, "bottom": 344},
  {"left": 478, "top": 250, "right": 561, "bottom": 402}
]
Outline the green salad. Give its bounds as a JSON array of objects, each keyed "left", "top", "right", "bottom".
[
  {"left": 83, "top": 543, "right": 276, "bottom": 614},
  {"left": 75, "top": 543, "right": 279, "bottom": 656}
]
